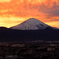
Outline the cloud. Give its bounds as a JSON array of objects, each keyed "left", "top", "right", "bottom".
[
  {"left": 39, "top": 2, "right": 59, "bottom": 16},
  {"left": 0, "top": 0, "right": 59, "bottom": 28},
  {"left": 0, "top": 0, "right": 59, "bottom": 17},
  {"left": 0, "top": 0, "right": 11, "bottom": 2}
]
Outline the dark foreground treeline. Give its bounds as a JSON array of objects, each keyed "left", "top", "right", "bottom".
[
  {"left": 0, "top": 27, "right": 59, "bottom": 42},
  {"left": 0, "top": 42, "right": 59, "bottom": 59}
]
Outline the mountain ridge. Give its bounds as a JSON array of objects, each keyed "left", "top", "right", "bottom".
[
  {"left": 0, "top": 26, "right": 59, "bottom": 42},
  {"left": 0, "top": 18, "right": 59, "bottom": 42}
]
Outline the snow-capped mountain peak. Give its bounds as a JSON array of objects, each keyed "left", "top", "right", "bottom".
[{"left": 11, "top": 18, "right": 49, "bottom": 30}]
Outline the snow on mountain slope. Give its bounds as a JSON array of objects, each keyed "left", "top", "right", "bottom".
[{"left": 11, "top": 18, "right": 49, "bottom": 30}]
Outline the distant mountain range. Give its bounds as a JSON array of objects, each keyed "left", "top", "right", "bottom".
[{"left": 0, "top": 18, "right": 59, "bottom": 42}]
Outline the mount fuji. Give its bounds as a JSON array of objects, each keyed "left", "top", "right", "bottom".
[
  {"left": 11, "top": 18, "right": 49, "bottom": 30},
  {"left": 0, "top": 18, "right": 59, "bottom": 42}
]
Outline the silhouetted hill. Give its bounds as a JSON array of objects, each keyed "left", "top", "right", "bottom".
[
  {"left": 0, "top": 27, "right": 7, "bottom": 30},
  {"left": 0, "top": 27, "right": 59, "bottom": 42},
  {"left": 44, "top": 27, "right": 53, "bottom": 30}
]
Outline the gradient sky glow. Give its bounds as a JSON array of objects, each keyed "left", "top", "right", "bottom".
[{"left": 0, "top": 0, "right": 59, "bottom": 28}]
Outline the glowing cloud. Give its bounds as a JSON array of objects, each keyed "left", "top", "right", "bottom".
[
  {"left": 0, "top": 0, "right": 11, "bottom": 2},
  {"left": 0, "top": 0, "right": 59, "bottom": 28}
]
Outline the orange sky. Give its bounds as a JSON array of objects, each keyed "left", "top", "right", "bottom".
[{"left": 0, "top": 0, "right": 59, "bottom": 28}]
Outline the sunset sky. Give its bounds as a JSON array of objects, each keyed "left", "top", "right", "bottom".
[{"left": 0, "top": 0, "right": 59, "bottom": 28}]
